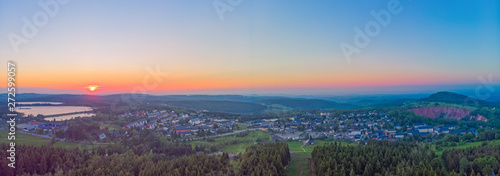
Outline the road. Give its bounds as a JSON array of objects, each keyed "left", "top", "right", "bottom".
[{"left": 300, "top": 144, "right": 306, "bottom": 152}]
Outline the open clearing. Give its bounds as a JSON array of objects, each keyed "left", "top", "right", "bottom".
[
  {"left": 0, "top": 129, "right": 101, "bottom": 150},
  {"left": 434, "top": 139, "right": 500, "bottom": 156}
]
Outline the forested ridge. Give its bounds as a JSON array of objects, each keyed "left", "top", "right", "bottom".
[
  {"left": 1, "top": 137, "right": 499, "bottom": 175},
  {"left": 0, "top": 142, "right": 290, "bottom": 176},
  {"left": 312, "top": 140, "right": 500, "bottom": 176},
  {"left": 442, "top": 145, "right": 500, "bottom": 176},
  {"left": 239, "top": 142, "right": 291, "bottom": 176},
  {"left": 312, "top": 140, "right": 439, "bottom": 176},
  {"left": 0, "top": 144, "right": 232, "bottom": 176}
]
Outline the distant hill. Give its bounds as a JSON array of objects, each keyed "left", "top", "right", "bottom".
[
  {"left": 149, "top": 95, "right": 288, "bottom": 102},
  {"left": 421, "top": 91, "right": 494, "bottom": 107},
  {"left": 306, "top": 94, "right": 428, "bottom": 103},
  {"left": 164, "top": 100, "right": 267, "bottom": 114},
  {"left": 15, "top": 92, "right": 496, "bottom": 114},
  {"left": 353, "top": 98, "right": 412, "bottom": 108},
  {"left": 259, "top": 99, "right": 356, "bottom": 110}
]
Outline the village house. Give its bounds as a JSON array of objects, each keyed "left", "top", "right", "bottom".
[
  {"left": 174, "top": 126, "right": 188, "bottom": 132},
  {"left": 395, "top": 133, "right": 405, "bottom": 139},
  {"left": 123, "top": 119, "right": 147, "bottom": 129},
  {"left": 417, "top": 126, "right": 434, "bottom": 133},
  {"left": 384, "top": 129, "right": 396, "bottom": 135},
  {"left": 99, "top": 133, "right": 107, "bottom": 140},
  {"left": 189, "top": 118, "right": 201, "bottom": 125},
  {"left": 146, "top": 121, "right": 157, "bottom": 129}
]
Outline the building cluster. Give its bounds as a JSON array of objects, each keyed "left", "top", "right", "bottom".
[
  {"left": 406, "top": 123, "right": 477, "bottom": 136},
  {"left": 119, "top": 110, "right": 237, "bottom": 138},
  {"left": 16, "top": 109, "right": 480, "bottom": 143},
  {"left": 17, "top": 121, "right": 67, "bottom": 134},
  {"left": 252, "top": 110, "right": 478, "bottom": 143}
]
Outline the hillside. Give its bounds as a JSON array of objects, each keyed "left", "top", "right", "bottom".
[
  {"left": 150, "top": 95, "right": 288, "bottom": 102},
  {"left": 353, "top": 98, "right": 412, "bottom": 108},
  {"left": 165, "top": 100, "right": 267, "bottom": 114},
  {"left": 408, "top": 92, "right": 495, "bottom": 122},
  {"left": 409, "top": 107, "right": 472, "bottom": 120},
  {"left": 421, "top": 91, "right": 493, "bottom": 107}
]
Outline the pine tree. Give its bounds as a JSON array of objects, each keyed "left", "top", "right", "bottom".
[
  {"left": 471, "top": 169, "right": 476, "bottom": 176},
  {"left": 483, "top": 165, "right": 493, "bottom": 176},
  {"left": 449, "top": 171, "right": 456, "bottom": 176},
  {"left": 363, "top": 163, "right": 372, "bottom": 176},
  {"left": 340, "top": 166, "right": 346, "bottom": 176}
]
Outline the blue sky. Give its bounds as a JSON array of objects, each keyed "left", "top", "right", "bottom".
[{"left": 0, "top": 0, "right": 498, "bottom": 95}]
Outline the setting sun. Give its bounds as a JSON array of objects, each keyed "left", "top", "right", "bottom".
[{"left": 87, "top": 85, "right": 98, "bottom": 91}]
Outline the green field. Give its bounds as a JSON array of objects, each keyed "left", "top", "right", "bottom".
[
  {"left": 51, "top": 140, "right": 102, "bottom": 150},
  {"left": 237, "top": 124, "right": 250, "bottom": 130},
  {"left": 434, "top": 139, "right": 500, "bottom": 156},
  {"left": 0, "top": 130, "right": 51, "bottom": 146},
  {"left": 288, "top": 141, "right": 311, "bottom": 152},
  {"left": 187, "top": 130, "right": 270, "bottom": 153},
  {"left": 287, "top": 140, "right": 351, "bottom": 152},
  {"left": 286, "top": 152, "right": 313, "bottom": 176},
  {"left": 286, "top": 140, "right": 352, "bottom": 176},
  {"left": 223, "top": 142, "right": 256, "bottom": 153},
  {"left": 0, "top": 130, "right": 101, "bottom": 150}
]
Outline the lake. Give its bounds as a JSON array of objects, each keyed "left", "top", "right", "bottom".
[
  {"left": 15, "top": 104, "right": 96, "bottom": 121},
  {"left": 16, "top": 106, "right": 93, "bottom": 116}
]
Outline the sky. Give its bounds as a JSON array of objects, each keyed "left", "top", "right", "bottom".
[{"left": 0, "top": 0, "right": 499, "bottom": 95}]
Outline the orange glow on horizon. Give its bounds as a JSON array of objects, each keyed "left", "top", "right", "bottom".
[
  {"left": 10, "top": 76, "right": 476, "bottom": 94},
  {"left": 7, "top": 66, "right": 480, "bottom": 94}
]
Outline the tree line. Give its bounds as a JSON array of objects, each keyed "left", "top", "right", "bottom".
[
  {"left": 0, "top": 144, "right": 232, "bottom": 176},
  {"left": 0, "top": 141, "right": 290, "bottom": 176},
  {"left": 312, "top": 140, "right": 500, "bottom": 176},
  {"left": 442, "top": 145, "right": 500, "bottom": 176},
  {"left": 312, "top": 140, "right": 442, "bottom": 176},
  {"left": 238, "top": 142, "right": 291, "bottom": 176}
]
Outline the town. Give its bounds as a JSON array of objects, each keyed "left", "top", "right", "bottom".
[{"left": 15, "top": 109, "right": 482, "bottom": 145}]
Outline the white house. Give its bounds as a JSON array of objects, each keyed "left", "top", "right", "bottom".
[{"left": 189, "top": 118, "right": 201, "bottom": 125}]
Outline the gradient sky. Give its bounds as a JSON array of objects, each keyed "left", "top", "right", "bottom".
[{"left": 0, "top": 0, "right": 499, "bottom": 95}]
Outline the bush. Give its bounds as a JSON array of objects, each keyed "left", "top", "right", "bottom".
[
  {"left": 436, "top": 146, "right": 443, "bottom": 151},
  {"left": 209, "top": 146, "right": 218, "bottom": 152},
  {"left": 226, "top": 140, "right": 240, "bottom": 145},
  {"left": 235, "top": 131, "right": 249, "bottom": 137}
]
